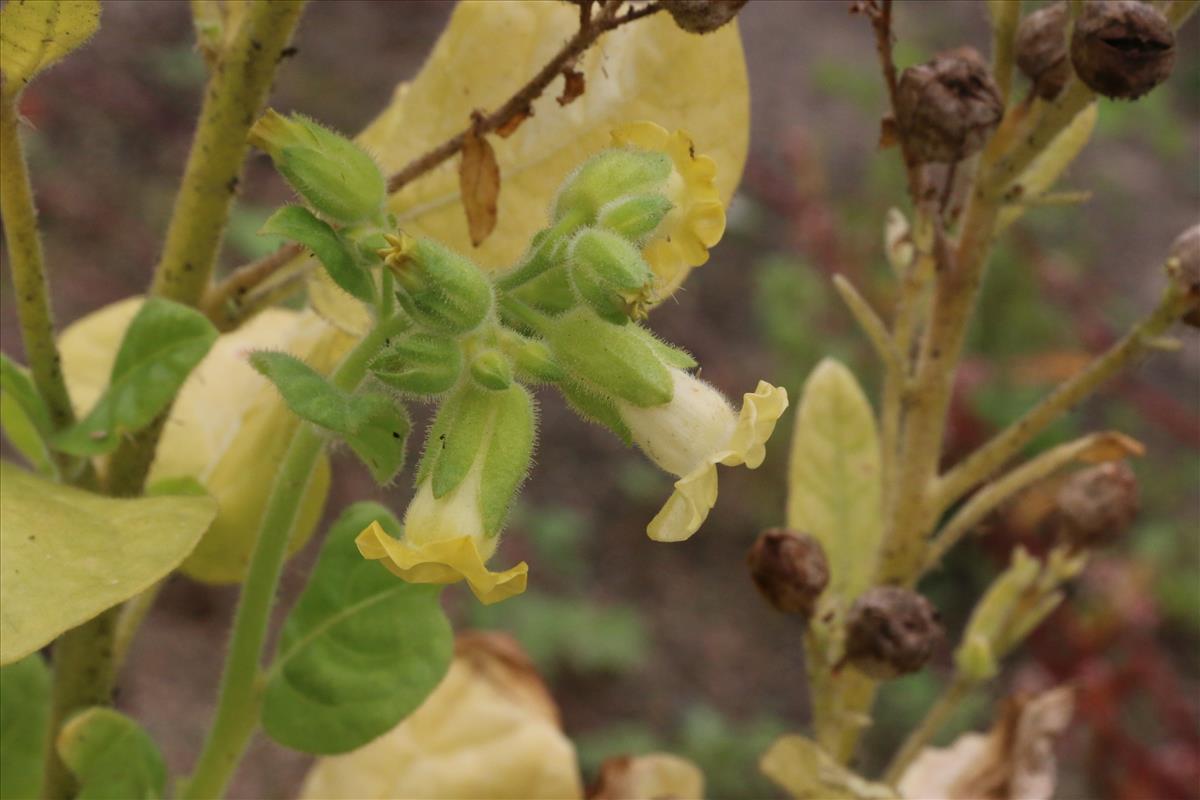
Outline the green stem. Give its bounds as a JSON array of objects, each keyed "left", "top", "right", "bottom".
[
  {"left": 182, "top": 316, "right": 407, "bottom": 800},
  {"left": 883, "top": 675, "right": 973, "bottom": 785}
]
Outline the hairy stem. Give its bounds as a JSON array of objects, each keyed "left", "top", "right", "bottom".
[{"left": 182, "top": 316, "right": 407, "bottom": 800}]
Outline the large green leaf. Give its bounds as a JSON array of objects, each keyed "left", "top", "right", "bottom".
[
  {"left": 0, "top": 462, "right": 217, "bottom": 664},
  {"left": 53, "top": 299, "right": 218, "bottom": 456},
  {"left": 57, "top": 709, "right": 165, "bottom": 800},
  {"left": 262, "top": 503, "right": 453, "bottom": 754},
  {"left": 1, "top": 655, "right": 50, "bottom": 800},
  {"left": 0, "top": 355, "right": 57, "bottom": 478},
  {"left": 0, "top": 0, "right": 100, "bottom": 97}
]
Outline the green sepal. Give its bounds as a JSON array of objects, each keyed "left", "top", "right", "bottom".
[
  {"left": 568, "top": 227, "right": 654, "bottom": 324},
  {"left": 596, "top": 192, "right": 673, "bottom": 241},
  {"left": 370, "top": 333, "right": 463, "bottom": 396},
  {"left": 391, "top": 238, "right": 493, "bottom": 334},
  {"left": 261, "top": 205, "right": 375, "bottom": 304},
  {"left": 509, "top": 268, "right": 577, "bottom": 317},
  {"left": 344, "top": 394, "right": 411, "bottom": 485},
  {"left": 52, "top": 298, "right": 218, "bottom": 456},
  {"left": 1, "top": 655, "right": 50, "bottom": 800},
  {"left": 546, "top": 309, "right": 673, "bottom": 408},
  {"left": 249, "top": 110, "right": 386, "bottom": 226},
  {"left": 633, "top": 327, "right": 697, "bottom": 370},
  {"left": 262, "top": 503, "right": 452, "bottom": 754},
  {"left": 553, "top": 149, "right": 671, "bottom": 222},
  {"left": 558, "top": 378, "right": 633, "bottom": 445},
  {"left": 499, "top": 330, "right": 564, "bottom": 383},
  {"left": 478, "top": 385, "right": 536, "bottom": 537},
  {"left": 57, "top": 708, "right": 166, "bottom": 800},
  {"left": 469, "top": 350, "right": 513, "bottom": 391},
  {"left": 416, "top": 383, "right": 491, "bottom": 497},
  {"left": 0, "top": 354, "right": 57, "bottom": 477}
]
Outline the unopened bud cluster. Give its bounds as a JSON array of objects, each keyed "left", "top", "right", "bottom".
[
  {"left": 1055, "top": 461, "right": 1139, "bottom": 549},
  {"left": 746, "top": 529, "right": 829, "bottom": 617},
  {"left": 896, "top": 48, "right": 1002, "bottom": 164},
  {"left": 1071, "top": 0, "right": 1174, "bottom": 101},
  {"left": 843, "top": 587, "right": 942, "bottom": 679}
]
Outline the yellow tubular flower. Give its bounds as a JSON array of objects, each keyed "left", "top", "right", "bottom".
[
  {"left": 618, "top": 369, "right": 788, "bottom": 542},
  {"left": 611, "top": 121, "right": 727, "bottom": 300}
]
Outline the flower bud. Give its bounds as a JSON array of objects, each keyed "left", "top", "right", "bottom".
[
  {"left": 249, "top": 110, "right": 386, "bottom": 225},
  {"left": 569, "top": 228, "right": 656, "bottom": 324},
  {"left": 380, "top": 234, "right": 493, "bottom": 334},
  {"left": 1167, "top": 224, "right": 1200, "bottom": 327},
  {"left": 498, "top": 330, "right": 564, "bottom": 383},
  {"left": 596, "top": 193, "right": 674, "bottom": 242},
  {"left": 1055, "top": 461, "right": 1139, "bottom": 548},
  {"left": 663, "top": 0, "right": 748, "bottom": 34},
  {"left": 746, "top": 529, "right": 829, "bottom": 617},
  {"left": 843, "top": 587, "right": 942, "bottom": 679},
  {"left": 1016, "top": 2, "right": 1071, "bottom": 100},
  {"left": 553, "top": 149, "right": 672, "bottom": 223},
  {"left": 470, "top": 350, "right": 514, "bottom": 391},
  {"left": 896, "top": 48, "right": 1003, "bottom": 163},
  {"left": 1070, "top": 0, "right": 1174, "bottom": 100},
  {"left": 370, "top": 333, "right": 462, "bottom": 396}
]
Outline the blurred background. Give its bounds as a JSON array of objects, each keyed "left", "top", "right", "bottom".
[{"left": 1, "top": 1, "right": 1197, "bottom": 798}]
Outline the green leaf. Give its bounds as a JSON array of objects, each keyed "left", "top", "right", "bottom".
[
  {"left": 787, "top": 359, "right": 883, "bottom": 603},
  {"left": 57, "top": 708, "right": 165, "bottom": 800},
  {"left": 52, "top": 298, "right": 218, "bottom": 456},
  {"left": 0, "top": 0, "right": 100, "bottom": 97},
  {"left": 0, "top": 462, "right": 217, "bottom": 665},
  {"left": 0, "top": 354, "right": 57, "bottom": 477},
  {"left": 1, "top": 655, "right": 50, "bottom": 800},
  {"left": 261, "top": 206, "right": 375, "bottom": 304},
  {"left": 479, "top": 385, "right": 535, "bottom": 536},
  {"left": 263, "top": 503, "right": 453, "bottom": 754},
  {"left": 343, "top": 394, "right": 411, "bottom": 485},
  {"left": 250, "top": 350, "right": 361, "bottom": 433}
]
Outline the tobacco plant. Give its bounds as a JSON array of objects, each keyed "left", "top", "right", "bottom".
[{"left": 0, "top": 2, "right": 1195, "bottom": 800}]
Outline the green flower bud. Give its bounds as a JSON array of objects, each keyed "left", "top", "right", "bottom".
[
  {"left": 381, "top": 234, "right": 494, "bottom": 334},
  {"left": 369, "top": 333, "right": 462, "bottom": 396},
  {"left": 553, "top": 149, "right": 671, "bottom": 223},
  {"left": 498, "top": 330, "right": 563, "bottom": 383},
  {"left": 568, "top": 227, "right": 656, "bottom": 323},
  {"left": 596, "top": 193, "right": 674, "bottom": 242},
  {"left": 249, "top": 110, "right": 386, "bottom": 225},
  {"left": 544, "top": 309, "right": 673, "bottom": 408},
  {"left": 469, "top": 350, "right": 513, "bottom": 391}
]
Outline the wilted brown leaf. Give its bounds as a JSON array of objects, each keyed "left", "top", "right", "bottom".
[
  {"left": 558, "top": 66, "right": 586, "bottom": 106},
  {"left": 460, "top": 125, "right": 500, "bottom": 246}
]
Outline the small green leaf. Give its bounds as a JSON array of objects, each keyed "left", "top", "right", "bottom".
[
  {"left": 263, "top": 503, "right": 453, "bottom": 754},
  {"left": 427, "top": 384, "right": 491, "bottom": 498},
  {"left": 250, "top": 351, "right": 361, "bottom": 433},
  {"left": 0, "top": 354, "right": 57, "bottom": 477},
  {"left": 57, "top": 708, "right": 165, "bottom": 800},
  {"left": 0, "top": 462, "right": 217, "bottom": 665},
  {"left": 261, "top": 206, "right": 375, "bottom": 304},
  {"left": 344, "top": 394, "right": 411, "bottom": 485},
  {"left": 479, "top": 385, "right": 535, "bottom": 536},
  {"left": 1, "top": 655, "right": 50, "bottom": 800},
  {"left": 0, "top": 0, "right": 100, "bottom": 97},
  {"left": 52, "top": 298, "right": 218, "bottom": 456}
]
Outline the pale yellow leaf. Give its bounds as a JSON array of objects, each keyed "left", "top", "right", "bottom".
[
  {"left": 460, "top": 127, "right": 500, "bottom": 247},
  {"left": 760, "top": 735, "right": 897, "bottom": 800},
  {"left": 997, "top": 102, "right": 1097, "bottom": 232},
  {"left": 0, "top": 0, "right": 99, "bottom": 95},
  {"left": 0, "top": 462, "right": 216, "bottom": 664},
  {"left": 591, "top": 753, "right": 705, "bottom": 800}
]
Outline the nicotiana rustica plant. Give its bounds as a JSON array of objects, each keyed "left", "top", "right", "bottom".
[{"left": 0, "top": 2, "right": 1196, "bottom": 800}]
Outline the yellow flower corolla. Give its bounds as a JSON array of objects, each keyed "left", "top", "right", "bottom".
[
  {"left": 356, "top": 466, "right": 528, "bottom": 605},
  {"left": 59, "top": 298, "right": 352, "bottom": 583},
  {"left": 618, "top": 370, "right": 788, "bottom": 542},
  {"left": 611, "top": 121, "right": 727, "bottom": 300}
]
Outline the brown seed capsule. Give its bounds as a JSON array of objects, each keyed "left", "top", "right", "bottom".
[
  {"left": 1056, "top": 461, "right": 1139, "bottom": 548},
  {"left": 1070, "top": 0, "right": 1175, "bottom": 100},
  {"left": 896, "top": 48, "right": 1004, "bottom": 163},
  {"left": 843, "top": 587, "right": 942, "bottom": 679},
  {"left": 1167, "top": 224, "right": 1200, "bottom": 327},
  {"left": 1016, "top": 2, "right": 1071, "bottom": 100},
  {"left": 663, "top": 0, "right": 748, "bottom": 35},
  {"left": 746, "top": 529, "right": 829, "bottom": 617}
]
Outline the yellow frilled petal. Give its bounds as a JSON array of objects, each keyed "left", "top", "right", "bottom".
[
  {"left": 647, "top": 463, "right": 718, "bottom": 543},
  {"left": 611, "top": 121, "right": 727, "bottom": 300},
  {"left": 719, "top": 381, "right": 789, "bottom": 469},
  {"left": 356, "top": 521, "right": 528, "bottom": 605}
]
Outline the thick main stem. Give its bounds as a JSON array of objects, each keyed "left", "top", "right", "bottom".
[{"left": 182, "top": 318, "right": 404, "bottom": 800}]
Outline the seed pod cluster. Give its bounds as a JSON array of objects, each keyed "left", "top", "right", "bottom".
[
  {"left": 843, "top": 587, "right": 942, "bottom": 679},
  {"left": 746, "top": 529, "right": 830, "bottom": 617},
  {"left": 1055, "top": 461, "right": 1139, "bottom": 548},
  {"left": 1070, "top": 0, "right": 1175, "bottom": 100},
  {"left": 896, "top": 48, "right": 1004, "bottom": 164},
  {"left": 1016, "top": 2, "right": 1071, "bottom": 100},
  {"left": 663, "top": 0, "right": 748, "bottom": 35}
]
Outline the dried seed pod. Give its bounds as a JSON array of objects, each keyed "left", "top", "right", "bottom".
[
  {"left": 896, "top": 48, "right": 1004, "bottom": 163},
  {"left": 1070, "top": 0, "right": 1175, "bottom": 100},
  {"left": 1016, "top": 2, "right": 1071, "bottom": 100},
  {"left": 746, "top": 529, "right": 829, "bottom": 617},
  {"left": 1056, "top": 461, "right": 1139, "bottom": 548},
  {"left": 663, "top": 0, "right": 748, "bottom": 34},
  {"left": 1167, "top": 224, "right": 1200, "bottom": 327},
  {"left": 844, "top": 587, "right": 942, "bottom": 679}
]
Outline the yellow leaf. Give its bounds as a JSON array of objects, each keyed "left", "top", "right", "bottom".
[
  {"left": 59, "top": 299, "right": 353, "bottom": 583},
  {"left": 591, "top": 753, "right": 705, "bottom": 800},
  {"left": 997, "top": 102, "right": 1098, "bottom": 232},
  {"left": 313, "top": 0, "right": 749, "bottom": 334},
  {"left": 460, "top": 126, "right": 501, "bottom": 246},
  {"left": 0, "top": 0, "right": 100, "bottom": 96},
  {"left": 0, "top": 462, "right": 216, "bottom": 665}
]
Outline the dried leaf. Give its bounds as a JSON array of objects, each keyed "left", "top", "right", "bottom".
[
  {"left": 460, "top": 127, "right": 500, "bottom": 247},
  {"left": 1075, "top": 431, "right": 1144, "bottom": 463},
  {"left": 878, "top": 115, "right": 899, "bottom": 149},
  {"left": 557, "top": 66, "right": 586, "bottom": 106},
  {"left": 589, "top": 753, "right": 704, "bottom": 800}
]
